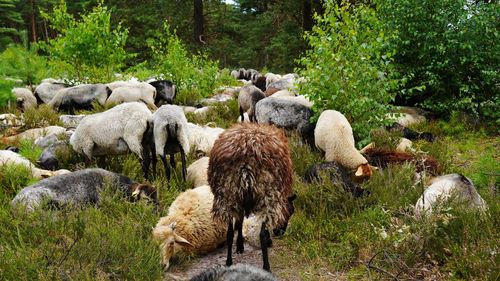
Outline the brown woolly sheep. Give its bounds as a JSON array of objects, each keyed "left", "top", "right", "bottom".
[
  {"left": 208, "top": 123, "right": 295, "bottom": 272},
  {"left": 362, "top": 148, "right": 442, "bottom": 175}
]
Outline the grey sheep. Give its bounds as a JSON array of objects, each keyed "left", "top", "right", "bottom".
[
  {"left": 37, "top": 140, "right": 70, "bottom": 171},
  {"left": 238, "top": 85, "right": 265, "bottom": 122},
  {"left": 34, "top": 82, "right": 69, "bottom": 104},
  {"left": 190, "top": 264, "right": 277, "bottom": 281},
  {"left": 12, "top": 168, "right": 157, "bottom": 212},
  {"left": 12, "top": 87, "right": 37, "bottom": 110},
  {"left": 48, "top": 84, "right": 111, "bottom": 113}
]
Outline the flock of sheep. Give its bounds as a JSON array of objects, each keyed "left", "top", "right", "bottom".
[{"left": 1, "top": 68, "right": 488, "bottom": 280}]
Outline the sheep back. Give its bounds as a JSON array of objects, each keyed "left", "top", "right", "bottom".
[
  {"left": 190, "top": 264, "right": 277, "bottom": 281},
  {"left": 152, "top": 104, "right": 190, "bottom": 156},
  {"left": 187, "top": 157, "right": 209, "bottom": 187}
]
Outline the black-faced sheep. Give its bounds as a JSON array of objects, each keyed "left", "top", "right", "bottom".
[
  {"left": 12, "top": 88, "right": 37, "bottom": 110},
  {"left": 414, "top": 174, "right": 487, "bottom": 215},
  {"left": 253, "top": 76, "right": 267, "bottom": 92},
  {"left": 237, "top": 85, "right": 266, "bottom": 122},
  {"left": 106, "top": 82, "right": 157, "bottom": 110},
  {"left": 34, "top": 82, "right": 69, "bottom": 104},
  {"left": 208, "top": 123, "right": 295, "bottom": 271},
  {"left": 152, "top": 185, "right": 226, "bottom": 270},
  {"left": 69, "top": 102, "right": 154, "bottom": 179},
  {"left": 48, "top": 84, "right": 111, "bottom": 113},
  {"left": 151, "top": 104, "right": 190, "bottom": 181},
  {"left": 314, "top": 110, "right": 372, "bottom": 178},
  {"left": 11, "top": 168, "right": 157, "bottom": 212},
  {"left": 190, "top": 264, "right": 277, "bottom": 281},
  {"left": 149, "top": 80, "right": 176, "bottom": 106},
  {"left": 303, "top": 162, "right": 369, "bottom": 198}
]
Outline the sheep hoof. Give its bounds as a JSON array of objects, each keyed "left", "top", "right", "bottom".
[
  {"left": 236, "top": 245, "right": 244, "bottom": 254},
  {"left": 226, "top": 259, "right": 233, "bottom": 267}
]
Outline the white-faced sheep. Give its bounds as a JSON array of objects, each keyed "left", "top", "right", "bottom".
[
  {"left": 151, "top": 104, "right": 190, "bottom": 181},
  {"left": 11, "top": 168, "right": 157, "bottom": 212},
  {"left": 48, "top": 84, "right": 111, "bottom": 113},
  {"left": 0, "top": 150, "right": 69, "bottom": 179},
  {"left": 187, "top": 156, "right": 209, "bottom": 188},
  {"left": 314, "top": 110, "right": 372, "bottom": 178},
  {"left": 106, "top": 82, "right": 157, "bottom": 110},
  {"left": 190, "top": 264, "right": 277, "bottom": 281},
  {"left": 187, "top": 123, "right": 225, "bottom": 156},
  {"left": 414, "top": 174, "right": 487, "bottom": 216},
  {"left": 12, "top": 88, "right": 37, "bottom": 110},
  {"left": 5, "top": 126, "right": 67, "bottom": 143},
  {"left": 70, "top": 102, "right": 154, "bottom": 178},
  {"left": 208, "top": 123, "right": 296, "bottom": 271},
  {"left": 34, "top": 82, "right": 69, "bottom": 104},
  {"left": 152, "top": 185, "right": 226, "bottom": 270},
  {"left": 237, "top": 85, "right": 266, "bottom": 122}
]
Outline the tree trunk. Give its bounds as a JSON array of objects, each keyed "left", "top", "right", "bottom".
[
  {"left": 30, "top": 0, "right": 37, "bottom": 43},
  {"left": 303, "top": 0, "right": 313, "bottom": 31},
  {"left": 193, "top": 0, "right": 204, "bottom": 45}
]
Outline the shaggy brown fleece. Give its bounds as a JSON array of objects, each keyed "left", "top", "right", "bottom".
[
  {"left": 363, "top": 148, "right": 442, "bottom": 175},
  {"left": 208, "top": 123, "right": 294, "bottom": 229}
]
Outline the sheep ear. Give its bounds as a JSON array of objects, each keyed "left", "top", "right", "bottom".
[
  {"left": 174, "top": 234, "right": 193, "bottom": 248},
  {"left": 355, "top": 165, "right": 365, "bottom": 177}
]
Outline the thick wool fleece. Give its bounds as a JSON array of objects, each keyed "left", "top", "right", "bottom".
[
  {"left": 152, "top": 104, "right": 190, "bottom": 156},
  {"left": 12, "top": 88, "right": 37, "bottom": 110},
  {"left": 190, "top": 264, "right": 277, "bottom": 281},
  {"left": 238, "top": 85, "right": 265, "bottom": 118},
  {"left": 152, "top": 185, "right": 227, "bottom": 266},
  {"left": 106, "top": 82, "right": 157, "bottom": 110},
  {"left": 187, "top": 157, "right": 209, "bottom": 187},
  {"left": 314, "top": 110, "right": 368, "bottom": 170},
  {"left": 255, "top": 97, "right": 313, "bottom": 133},
  {"left": 208, "top": 123, "right": 294, "bottom": 229},
  {"left": 70, "top": 102, "right": 151, "bottom": 159},
  {"left": 48, "top": 84, "right": 109, "bottom": 109},
  {"left": 187, "top": 123, "right": 224, "bottom": 155},
  {"left": 415, "top": 174, "right": 487, "bottom": 215}
]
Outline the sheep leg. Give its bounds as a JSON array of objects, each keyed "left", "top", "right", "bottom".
[
  {"left": 235, "top": 218, "right": 244, "bottom": 254},
  {"left": 226, "top": 221, "right": 234, "bottom": 267},
  {"left": 140, "top": 148, "right": 151, "bottom": 180},
  {"left": 260, "top": 221, "right": 271, "bottom": 272},
  {"left": 160, "top": 154, "right": 171, "bottom": 182},
  {"left": 239, "top": 107, "right": 244, "bottom": 122},
  {"left": 180, "top": 148, "right": 187, "bottom": 181},
  {"left": 169, "top": 153, "right": 176, "bottom": 169}
]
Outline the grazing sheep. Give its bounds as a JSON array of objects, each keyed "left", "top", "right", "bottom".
[
  {"left": 190, "top": 264, "right": 277, "bottom": 281},
  {"left": 187, "top": 157, "right": 209, "bottom": 187},
  {"left": 12, "top": 87, "right": 37, "bottom": 110},
  {"left": 193, "top": 106, "right": 212, "bottom": 116},
  {"left": 187, "top": 123, "right": 225, "bottom": 156},
  {"left": 70, "top": 102, "right": 154, "bottom": 178},
  {"left": 11, "top": 168, "right": 157, "bottom": 212},
  {"left": 0, "top": 150, "right": 65, "bottom": 179},
  {"left": 303, "top": 162, "right": 369, "bottom": 198},
  {"left": 151, "top": 104, "right": 190, "bottom": 181},
  {"left": 105, "top": 79, "right": 140, "bottom": 91},
  {"left": 255, "top": 97, "right": 315, "bottom": 146},
  {"left": 237, "top": 85, "right": 266, "bottom": 122},
  {"left": 264, "top": 73, "right": 281, "bottom": 89},
  {"left": 34, "top": 82, "right": 68, "bottom": 104},
  {"left": 237, "top": 112, "right": 250, "bottom": 123},
  {"left": 48, "top": 84, "right": 111, "bottom": 112},
  {"left": 106, "top": 82, "right": 157, "bottom": 110},
  {"left": 152, "top": 185, "right": 226, "bottom": 270},
  {"left": 208, "top": 123, "right": 296, "bottom": 271},
  {"left": 414, "top": 174, "right": 487, "bottom": 215},
  {"left": 5, "top": 126, "right": 66, "bottom": 143},
  {"left": 59, "top": 114, "right": 86, "bottom": 128},
  {"left": 37, "top": 140, "right": 70, "bottom": 171},
  {"left": 362, "top": 148, "right": 441, "bottom": 176},
  {"left": 149, "top": 80, "right": 176, "bottom": 105},
  {"left": 314, "top": 110, "right": 372, "bottom": 178}
]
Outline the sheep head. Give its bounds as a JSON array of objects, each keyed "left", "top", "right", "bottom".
[
  {"left": 152, "top": 222, "right": 193, "bottom": 270},
  {"left": 355, "top": 163, "right": 373, "bottom": 179},
  {"left": 130, "top": 183, "right": 158, "bottom": 205},
  {"left": 273, "top": 194, "right": 297, "bottom": 236}
]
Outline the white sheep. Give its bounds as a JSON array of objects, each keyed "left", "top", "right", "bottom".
[
  {"left": 264, "top": 73, "right": 282, "bottom": 89},
  {"left": 12, "top": 88, "right": 37, "bottom": 110},
  {"left": 34, "top": 82, "right": 68, "bottom": 104},
  {"left": 187, "top": 123, "right": 225, "bottom": 156},
  {"left": 152, "top": 185, "right": 226, "bottom": 270},
  {"left": 106, "top": 82, "right": 157, "bottom": 110},
  {"left": 274, "top": 94, "right": 314, "bottom": 108},
  {"left": 5, "top": 126, "right": 67, "bottom": 143},
  {"left": 415, "top": 174, "right": 487, "bottom": 216},
  {"left": 152, "top": 104, "right": 190, "bottom": 181},
  {"left": 315, "top": 110, "right": 372, "bottom": 178},
  {"left": 0, "top": 150, "right": 69, "bottom": 179},
  {"left": 70, "top": 102, "right": 154, "bottom": 178},
  {"left": 187, "top": 156, "right": 209, "bottom": 187},
  {"left": 238, "top": 85, "right": 266, "bottom": 122}
]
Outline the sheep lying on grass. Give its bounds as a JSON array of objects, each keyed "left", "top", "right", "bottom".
[
  {"left": 208, "top": 123, "right": 296, "bottom": 271},
  {"left": 190, "top": 264, "right": 277, "bottom": 281},
  {"left": 362, "top": 148, "right": 441, "bottom": 176},
  {"left": 11, "top": 168, "right": 157, "bottom": 212},
  {"left": 152, "top": 185, "right": 226, "bottom": 270},
  {"left": 414, "top": 174, "right": 487, "bottom": 216},
  {"left": 187, "top": 157, "right": 209, "bottom": 188},
  {"left": 5, "top": 126, "right": 67, "bottom": 143},
  {"left": 0, "top": 150, "right": 69, "bottom": 179}
]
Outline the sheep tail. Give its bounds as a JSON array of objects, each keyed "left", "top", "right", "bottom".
[{"left": 239, "top": 166, "right": 256, "bottom": 218}]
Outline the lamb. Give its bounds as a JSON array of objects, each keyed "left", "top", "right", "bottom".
[
  {"left": 106, "top": 82, "right": 157, "bottom": 110},
  {"left": 314, "top": 110, "right": 372, "bottom": 178},
  {"left": 11, "top": 168, "right": 157, "bottom": 212},
  {"left": 5, "top": 126, "right": 67, "bottom": 143},
  {"left": 255, "top": 97, "right": 315, "bottom": 146},
  {"left": 208, "top": 123, "right": 296, "bottom": 271},
  {"left": 152, "top": 185, "right": 226, "bottom": 270},
  {"left": 414, "top": 174, "right": 487, "bottom": 215},
  {"left": 187, "top": 123, "right": 225, "bottom": 156},
  {"left": 48, "top": 84, "right": 111, "bottom": 112},
  {"left": 12, "top": 87, "right": 37, "bottom": 110},
  {"left": 70, "top": 102, "right": 154, "bottom": 178},
  {"left": 303, "top": 162, "right": 369, "bottom": 198},
  {"left": 362, "top": 148, "right": 441, "bottom": 176},
  {"left": 190, "top": 264, "right": 277, "bottom": 281},
  {"left": 151, "top": 104, "right": 190, "bottom": 181},
  {"left": 34, "top": 82, "right": 69, "bottom": 104},
  {"left": 187, "top": 157, "right": 209, "bottom": 187},
  {"left": 0, "top": 150, "right": 68, "bottom": 179},
  {"left": 237, "top": 85, "right": 266, "bottom": 122},
  {"left": 149, "top": 80, "right": 176, "bottom": 105}
]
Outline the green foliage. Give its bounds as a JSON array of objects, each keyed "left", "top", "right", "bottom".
[
  {"left": 0, "top": 78, "right": 16, "bottom": 108},
  {"left": 42, "top": 1, "right": 129, "bottom": 83},
  {"left": 18, "top": 139, "right": 43, "bottom": 164},
  {"left": 378, "top": 0, "right": 500, "bottom": 123},
  {"left": 23, "top": 104, "right": 62, "bottom": 129},
  {"left": 0, "top": 43, "right": 49, "bottom": 87},
  {"left": 0, "top": 163, "right": 34, "bottom": 201},
  {"left": 0, "top": 0, "right": 23, "bottom": 51},
  {"left": 298, "top": 2, "right": 399, "bottom": 146}
]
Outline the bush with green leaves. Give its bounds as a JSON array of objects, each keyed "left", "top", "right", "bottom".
[
  {"left": 41, "top": 0, "right": 128, "bottom": 83},
  {"left": 0, "top": 43, "right": 49, "bottom": 88},
  {"left": 378, "top": 0, "right": 499, "bottom": 124},
  {"left": 298, "top": 2, "right": 399, "bottom": 146},
  {"left": 0, "top": 78, "right": 16, "bottom": 108}
]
